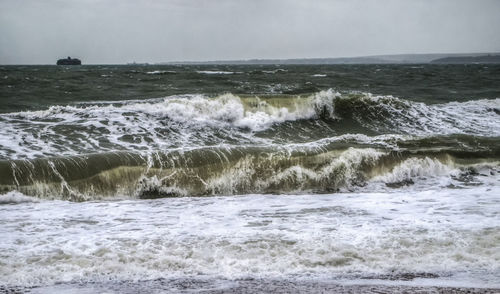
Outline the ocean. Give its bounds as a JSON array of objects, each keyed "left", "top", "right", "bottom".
[{"left": 0, "top": 64, "right": 499, "bottom": 293}]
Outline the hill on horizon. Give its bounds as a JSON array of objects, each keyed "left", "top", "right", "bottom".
[{"left": 162, "top": 52, "right": 500, "bottom": 65}]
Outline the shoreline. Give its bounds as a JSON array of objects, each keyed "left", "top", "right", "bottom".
[{"left": 7, "top": 278, "right": 500, "bottom": 294}]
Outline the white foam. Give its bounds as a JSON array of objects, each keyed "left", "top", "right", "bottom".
[
  {"left": 146, "top": 70, "right": 175, "bottom": 75},
  {"left": 372, "top": 157, "right": 456, "bottom": 184},
  {"left": 262, "top": 69, "right": 287, "bottom": 74},
  {"left": 196, "top": 71, "right": 239, "bottom": 75},
  {"left": 348, "top": 93, "right": 500, "bottom": 136},
  {"left": 0, "top": 190, "right": 40, "bottom": 204},
  {"left": 0, "top": 90, "right": 498, "bottom": 159},
  {"left": 201, "top": 147, "right": 385, "bottom": 195},
  {"left": 1, "top": 186, "right": 498, "bottom": 287},
  {"left": 0, "top": 92, "right": 337, "bottom": 159}
]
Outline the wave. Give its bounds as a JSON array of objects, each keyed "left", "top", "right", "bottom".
[
  {"left": 146, "top": 70, "right": 176, "bottom": 75},
  {"left": 0, "top": 92, "right": 335, "bottom": 159},
  {"left": 260, "top": 69, "right": 288, "bottom": 74},
  {"left": 331, "top": 93, "right": 500, "bottom": 136},
  {"left": 1, "top": 141, "right": 497, "bottom": 201},
  {"left": 0, "top": 190, "right": 40, "bottom": 204},
  {"left": 196, "top": 71, "right": 240, "bottom": 75},
  {"left": 0, "top": 90, "right": 498, "bottom": 160}
]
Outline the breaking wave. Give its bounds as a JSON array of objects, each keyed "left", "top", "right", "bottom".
[
  {"left": 197, "top": 70, "right": 240, "bottom": 75},
  {"left": 0, "top": 190, "right": 39, "bottom": 204},
  {"left": 0, "top": 89, "right": 498, "bottom": 200},
  {"left": 0, "top": 141, "right": 497, "bottom": 201},
  {"left": 0, "top": 90, "right": 498, "bottom": 160},
  {"left": 146, "top": 70, "right": 176, "bottom": 75}
]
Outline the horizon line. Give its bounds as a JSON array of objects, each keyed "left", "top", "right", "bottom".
[{"left": 2, "top": 51, "right": 500, "bottom": 65}]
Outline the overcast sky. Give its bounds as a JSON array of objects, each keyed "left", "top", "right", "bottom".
[{"left": 1, "top": 0, "right": 499, "bottom": 64}]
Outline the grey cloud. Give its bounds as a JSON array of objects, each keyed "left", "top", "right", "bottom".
[{"left": 1, "top": 0, "right": 499, "bottom": 64}]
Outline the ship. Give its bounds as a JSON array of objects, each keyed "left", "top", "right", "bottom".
[{"left": 57, "top": 56, "right": 81, "bottom": 65}]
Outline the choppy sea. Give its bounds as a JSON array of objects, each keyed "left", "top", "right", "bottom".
[{"left": 0, "top": 64, "right": 499, "bottom": 292}]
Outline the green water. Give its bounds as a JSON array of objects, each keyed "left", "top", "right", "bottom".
[{"left": 1, "top": 64, "right": 499, "bottom": 113}]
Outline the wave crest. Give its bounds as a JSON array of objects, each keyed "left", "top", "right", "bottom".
[
  {"left": 0, "top": 90, "right": 498, "bottom": 160},
  {"left": 1, "top": 142, "right": 497, "bottom": 201}
]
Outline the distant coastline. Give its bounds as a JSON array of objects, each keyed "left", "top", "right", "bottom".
[
  {"left": 2, "top": 53, "right": 500, "bottom": 65},
  {"left": 162, "top": 52, "right": 500, "bottom": 65},
  {"left": 431, "top": 54, "right": 500, "bottom": 64}
]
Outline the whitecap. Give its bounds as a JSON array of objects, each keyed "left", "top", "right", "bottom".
[{"left": 0, "top": 191, "right": 40, "bottom": 204}]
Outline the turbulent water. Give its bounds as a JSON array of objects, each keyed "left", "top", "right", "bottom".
[{"left": 0, "top": 64, "right": 499, "bottom": 291}]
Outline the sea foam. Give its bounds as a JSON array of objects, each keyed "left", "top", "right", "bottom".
[{"left": 0, "top": 90, "right": 498, "bottom": 160}]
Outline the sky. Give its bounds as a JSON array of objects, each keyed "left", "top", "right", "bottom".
[{"left": 1, "top": 0, "right": 500, "bottom": 64}]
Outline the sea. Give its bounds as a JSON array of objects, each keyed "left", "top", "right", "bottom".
[{"left": 0, "top": 64, "right": 499, "bottom": 293}]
